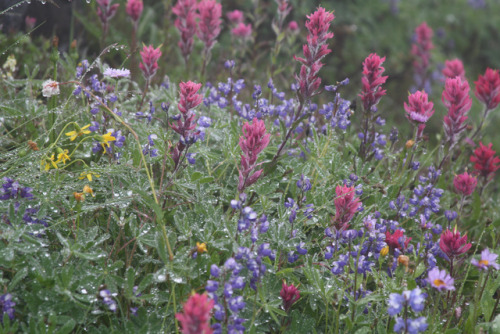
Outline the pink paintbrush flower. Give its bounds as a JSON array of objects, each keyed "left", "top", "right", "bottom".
[
  {"left": 334, "top": 185, "right": 361, "bottom": 226},
  {"left": 280, "top": 281, "right": 300, "bottom": 312},
  {"left": 238, "top": 118, "right": 270, "bottom": 192},
  {"left": 411, "top": 22, "right": 434, "bottom": 90},
  {"left": 439, "top": 227, "right": 472, "bottom": 260},
  {"left": 139, "top": 45, "right": 162, "bottom": 80},
  {"left": 359, "top": 53, "right": 388, "bottom": 112},
  {"left": 442, "top": 59, "right": 465, "bottom": 80},
  {"left": 453, "top": 172, "right": 477, "bottom": 196},
  {"left": 175, "top": 293, "right": 214, "bottom": 334},
  {"left": 231, "top": 22, "right": 252, "bottom": 38},
  {"left": 173, "top": 0, "right": 198, "bottom": 62},
  {"left": 470, "top": 142, "right": 500, "bottom": 180},
  {"left": 404, "top": 90, "right": 434, "bottom": 139},
  {"left": 474, "top": 68, "right": 500, "bottom": 111},
  {"left": 126, "top": 0, "right": 143, "bottom": 23},
  {"left": 197, "top": 0, "right": 222, "bottom": 50},
  {"left": 294, "top": 7, "right": 335, "bottom": 99},
  {"left": 227, "top": 10, "right": 243, "bottom": 23},
  {"left": 442, "top": 77, "right": 472, "bottom": 145}
]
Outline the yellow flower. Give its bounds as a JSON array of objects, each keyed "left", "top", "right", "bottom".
[
  {"left": 83, "top": 185, "right": 95, "bottom": 197},
  {"left": 405, "top": 139, "right": 415, "bottom": 149},
  {"left": 99, "top": 132, "right": 116, "bottom": 153},
  {"left": 74, "top": 192, "right": 85, "bottom": 202},
  {"left": 79, "top": 171, "right": 100, "bottom": 182},
  {"left": 380, "top": 246, "right": 389, "bottom": 257},
  {"left": 397, "top": 255, "right": 409, "bottom": 270},
  {"left": 65, "top": 124, "right": 91, "bottom": 141},
  {"left": 196, "top": 242, "right": 208, "bottom": 254},
  {"left": 56, "top": 149, "right": 70, "bottom": 164},
  {"left": 42, "top": 154, "right": 59, "bottom": 171}
]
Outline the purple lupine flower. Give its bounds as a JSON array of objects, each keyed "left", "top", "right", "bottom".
[
  {"left": 98, "top": 289, "right": 117, "bottom": 312},
  {"left": 296, "top": 242, "right": 307, "bottom": 255},
  {"left": 0, "top": 293, "right": 15, "bottom": 321}
]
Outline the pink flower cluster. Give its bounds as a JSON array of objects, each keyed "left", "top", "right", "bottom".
[
  {"left": 359, "top": 53, "right": 388, "bottom": 112},
  {"left": 411, "top": 22, "right": 434, "bottom": 88},
  {"left": 439, "top": 227, "right": 472, "bottom": 260},
  {"left": 385, "top": 229, "right": 411, "bottom": 251},
  {"left": 173, "top": 0, "right": 199, "bottom": 61},
  {"left": 442, "top": 58, "right": 465, "bottom": 80},
  {"left": 227, "top": 10, "right": 243, "bottom": 23},
  {"left": 173, "top": 0, "right": 223, "bottom": 60},
  {"left": 126, "top": 0, "right": 143, "bottom": 23},
  {"left": 333, "top": 185, "right": 361, "bottom": 227},
  {"left": 238, "top": 118, "right": 270, "bottom": 193},
  {"left": 139, "top": 45, "right": 162, "bottom": 80},
  {"left": 96, "top": 0, "right": 119, "bottom": 28},
  {"left": 175, "top": 293, "right": 214, "bottom": 334},
  {"left": 453, "top": 172, "right": 477, "bottom": 196},
  {"left": 294, "top": 7, "right": 335, "bottom": 99},
  {"left": 474, "top": 68, "right": 500, "bottom": 111},
  {"left": 231, "top": 22, "right": 252, "bottom": 38},
  {"left": 171, "top": 81, "right": 203, "bottom": 166},
  {"left": 280, "top": 281, "right": 300, "bottom": 312},
  {"left": 442, "top": 77, "right": 472, "bottom": 145},
  {"left": 197, "top": 0, "right": 222, "bottom": 50},
  {"left": 404, "top": 90, "right": 435, "bottom": 139},
  {"left": 470, "top": 142, "right": 500, "bottom": 180}
]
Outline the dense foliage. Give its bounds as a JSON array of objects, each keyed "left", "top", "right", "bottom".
[{"left": 1, "top": 0, "right": 499, "bottom": 333}]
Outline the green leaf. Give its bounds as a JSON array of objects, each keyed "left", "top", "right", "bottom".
[{"left": 58, "top": 319, "right": 76, "bottom": 334}]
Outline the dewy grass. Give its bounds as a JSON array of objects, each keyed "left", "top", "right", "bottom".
[{"left": 0, "top": 1, "right": 500, "bottom": 333}]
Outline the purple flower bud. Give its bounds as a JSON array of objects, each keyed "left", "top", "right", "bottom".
[{"left": 210, "top": 264, "right": 220, "bottom": 277}]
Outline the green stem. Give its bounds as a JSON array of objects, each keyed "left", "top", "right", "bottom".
[{"left": 61, "top": 81, "right": 174, "bottom": 261}]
